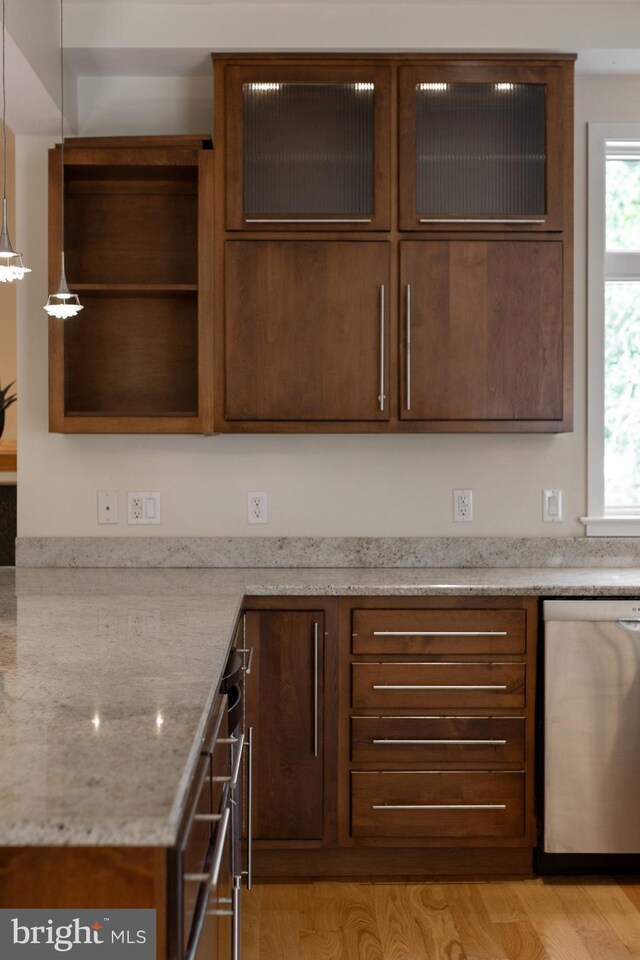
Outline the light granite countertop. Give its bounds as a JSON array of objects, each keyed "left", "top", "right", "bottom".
[{"left": 3, "top": 564, "right": 640, "bottom": 848}]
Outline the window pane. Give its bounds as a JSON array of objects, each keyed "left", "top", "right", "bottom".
[
  {"left": 606, "top": 158, "right": 640, "bottom": 251},
  {"left": 604, "top": 281, "right": 640, "bottom": 508},
  {"left": 415, "top": 82, "right": 546, "bottom": 216},
  {"left": 243, "top": 82, "right": 374, "bottom": 216}
]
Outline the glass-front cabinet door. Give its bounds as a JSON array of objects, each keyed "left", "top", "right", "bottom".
[
  {"left": 399, "top": 63, "right": 568, "bottom": 232},
  {"left": 225, "top": 64, "right": 391, "bottom": 230}
]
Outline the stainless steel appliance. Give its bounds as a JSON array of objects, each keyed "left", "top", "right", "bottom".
[{"left": 544, "top": 599, "right": 640, "bottom": 854}]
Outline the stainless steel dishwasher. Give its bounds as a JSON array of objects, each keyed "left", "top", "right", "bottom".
[{"left": 544, "top": 599, "right": 640, "bottom": 854}]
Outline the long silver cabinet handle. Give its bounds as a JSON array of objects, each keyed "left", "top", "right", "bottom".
[
  {"left": 245, "top": 217, "right": 373, "bottom": 223},
  {"left": 372, "top": 684, "right": 508, "bottom": 691},
  {"left": 372, "top": 803, "right": 507, "bottom": 811},
  {"left": 372, "top": 738, "right": 507, "bottom": 745},
  {"left": 237, "top": 646, "right": 254, "bottom": 675},
  {"left": 419, "top": 217, "right": 545, "bottom": 224},
  {"left": 184, "top": 805, "right": 232, "bottom": 960},
  {"left": 230, "top": 732, "right": 245, "bottom": 790},
  {"left": 313, "top": 622, "right": 319, "bottom": 758},
  {"left": 378, "top": 285, "right": 386, "bottom": 411},
  {"left": 209, "top": 805, "right": 231, "bottom": 888},
  {"left": 406, "top": 283, "right": 411, "bottom": 411},
  {"left": 372, "top": 630, "right": 508, "bottom": 637},
  {"left": 247, "top": 725, "right": 253, "bottom": 890}
]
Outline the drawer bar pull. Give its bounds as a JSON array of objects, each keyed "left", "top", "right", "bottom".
[
  {"left": 210, "top": 805, "right": 232, "bottom": 889},
  {"left": 194, "top": 813, "right": 223, "bottom": 822},
  {"left": 372, "top": 803, "right": 507, "bottom": 810},
  {"left": 245, "top": 217, "right": 373, "bottom": 224},
  {"left": 419, "top": 217, "right": 545, "bottom": 224},
  {"left": 371, "top": 630, "right": 508, "bottom": 637},
  {"left": 372, "top": 684, "right": 508, "bottom": 691},
  {"left": 372, "top": 738, "right": 507, "bottom": 745},
  {"left": 230, "top": 732, "right": 245, "bottom": 790}
]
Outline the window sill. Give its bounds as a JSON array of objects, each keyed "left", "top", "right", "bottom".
[{"left": 581, "top": 515, "right": 640, "bottom": 536}]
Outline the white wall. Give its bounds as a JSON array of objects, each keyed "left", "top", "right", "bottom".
[{"left": 16, "top": 74, "right": 640, "bottom": 539}]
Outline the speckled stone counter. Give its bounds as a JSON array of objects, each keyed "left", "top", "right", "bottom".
[{"left": 3, "top": 564, "right": 640, "bottom": 849}]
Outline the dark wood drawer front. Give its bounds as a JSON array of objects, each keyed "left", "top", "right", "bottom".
[
  {"left": 351, "top": 716, "right": 525, "bottom": 764},
  {"left": 351, "top": 771, "right": 525, "bottom": 838},
  {"left": 352, "top": 609, "right": 526, "bottom": 655},
  {"left": 352, "top": 662, "right": 526, "bottom": 709}
]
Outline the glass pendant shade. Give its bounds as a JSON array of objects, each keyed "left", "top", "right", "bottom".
[
  {"left": 44, "top": 251, "right": 83, "bottom": 318},
  {"left": 0, "top": 197, "right": 30, "bottom": 281}
]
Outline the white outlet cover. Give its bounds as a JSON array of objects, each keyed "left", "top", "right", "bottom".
[
  {"left": 247, "top": 491, "right": 268, "bottom": 524},
  {"left": 97, "top": 491, "right": 118, "bottom": 525},
  {"left": 453, "top": 488, "right": 474, "bottom": 523},
  {"left": 543, "top": 488, "right": 563, "bottom": 522},
  {"left": 127, "top": 491, "right": 161, "bottom": 525}
]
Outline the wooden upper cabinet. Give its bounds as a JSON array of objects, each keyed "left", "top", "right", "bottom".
[
  {"left": 48, "top": 137, "right": 214, "bottom": 434},
  {"left": 398, "top": 61, "right": 573, "bottom": 232},
  {"left": 224, "top": 240, "right": 391, "bottom": 422},
  {"left": 400, "top": 240, "right": 566, "bottom": 425},
  {"left": 224, "top": 63, "right": 391, "bottom": 230}
]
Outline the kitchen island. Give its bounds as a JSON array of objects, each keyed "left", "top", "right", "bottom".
[
  {"left": 2, "top": 564, "right": 640, "bottom": 959},
  {"left": 2, "top": 563, "right": 640, "bottom": 848}
]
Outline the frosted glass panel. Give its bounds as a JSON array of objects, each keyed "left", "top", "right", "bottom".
[
  {"left": 416, "top": 82, "right": 546, "bottom": 217},
  {"left": 243, "top": 82, "right": 374, "bottom": 216}
]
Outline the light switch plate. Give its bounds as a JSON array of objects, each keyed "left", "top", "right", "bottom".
[{"left": 543, "top": 488, "right": 563, "bottom": 523}]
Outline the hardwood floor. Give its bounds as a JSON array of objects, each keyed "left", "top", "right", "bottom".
[{"left": 243, "top": 878, "right": 640, "bottom": 959}]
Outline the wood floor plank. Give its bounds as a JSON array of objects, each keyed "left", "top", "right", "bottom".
[
  {"left": 373, "top": 883, "right": 436, "bottom": 960},
  {"left": 518, "top": 878, "right": 604, "bottom": 960},
  {"left": 444, "top": 882, "right": 510, "bottom": 960},
  {"left": 550, "top": 880, "right": 633, "bottom": 960},
  {"left": 407, "top": 885, "right": 467, "bottom": 960},
  {"left": 477, "top": 881, "right": 528, "bottom": 924},
  {"left": 581, "top": 880, "right": 640, "bottom": 960},
  {"left": 615, "top": 880, "right": 640, "bottom": 916}
]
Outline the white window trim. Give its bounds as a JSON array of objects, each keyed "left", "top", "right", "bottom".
[{"left": 582, "top": 123, "right": 640, "bottom": 536}]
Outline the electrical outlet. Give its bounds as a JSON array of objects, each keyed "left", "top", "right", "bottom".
[
  {"left": 127, "top": 492, "right": 161, "bottom": 525},
  {"left": 97, "top": 491, "right": 118, "bottom": 525},
  {"left": 453, "top": 488, "right": 473, "bottom": 522},
  {"left": 247, "top": 491, "right": 268, "bottom": 524}
]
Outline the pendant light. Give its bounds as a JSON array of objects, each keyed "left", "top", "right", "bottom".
[
  {"left": 44, "top": 0, "right": 82, "bottom": 319},
  {"left": 0, "top": 0, "right": 30, "bottom": 282}
]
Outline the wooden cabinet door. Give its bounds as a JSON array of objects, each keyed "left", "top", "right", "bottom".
[
  {"left": 398, "top": 61, "right": 573, "bottom": 233},
  {"left": 224, "top": 63, "right": 391, "bottom": 231},
  {"left": 224, "top": 241, "right": 390, "bottom": 422},
  {"left": 245, "top": 610, "right": 324, "bottom": 841},
  {"left": 400, "top": 240, "right": 564, "bottom": 423}
]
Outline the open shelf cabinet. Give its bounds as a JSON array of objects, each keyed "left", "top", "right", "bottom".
[{"left": 48, "top": 136, "right": 214, "bottom": 433}]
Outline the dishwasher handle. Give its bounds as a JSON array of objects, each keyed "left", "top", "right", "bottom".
[{"left": 617, "top": 618, "right": 640, "bottom": 632}]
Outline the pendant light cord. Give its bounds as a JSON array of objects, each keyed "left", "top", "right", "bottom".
[
  {"left": 2, "top": 0, "right": 7, "bottom": 204},
  {"left": 59, "top": 0, "right": 65, "bottom": 247}
]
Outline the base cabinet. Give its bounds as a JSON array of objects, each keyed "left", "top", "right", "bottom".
[
  {"left": 244, "top": 608, "right": 326, "bottom": 841},
  {"left": 245, "top": 595, "right": 538, "bottom": 881}
]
